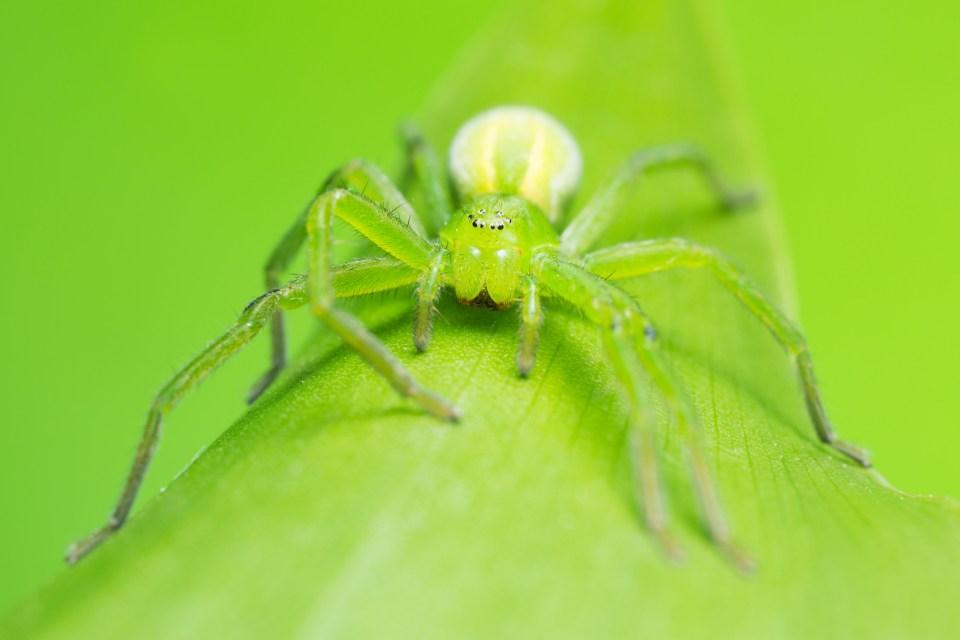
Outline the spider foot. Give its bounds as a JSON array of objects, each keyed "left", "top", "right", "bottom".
[
  {"left": 721, "top": 186, "right": 761, "bottom": 212},
  {"left": 830, "top": 438, "right": 872, "bottom": 468},
  {"left": 409, "top": 387, "right": 462, "bottom": 422},
  {"left": 247, "top": 366, "right": 282, "bottom": 404},
  {"left": 715, "top": 538, "right": 756, "bottom": 576},
  {"left": 66, "top": 522, "right": 118, "bottom": 565},
  {"left": 650, "top": 527, "right": 685, "bottom": 564}
]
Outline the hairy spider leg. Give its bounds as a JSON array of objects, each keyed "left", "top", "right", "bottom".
[
  {"left": 250, "top": 160, "right": 432, "bottom": 403},
  {"left": 599, "top": 280, "right": 754, "bottom": 572},
  {"left": 331, "top": 256, "right": 423, "bottom": 298},
  {"left": 67, "top": 257, "right": 428, "bottom": 564},
  {"left": 517, "top": 276, "right": 543, "bottom": 377},
  {"left": 583, "top": 238, "right": 871, "bottom": 467},
  {"left": 414, "top": 247, "right": 450, "bottom": 351},
  {"left": 66, "top": 278, "right": 308, "bottom": 564},
  {"left": 534, "top": 255, "right": 752, "bottom": 572},
  {"left": 533, "top": 255, "right": 683, "bottom": 562},
  {"left": 560, "top": 143, "right": 757, "bottom": 256},
  {"left": 632, "top": 332, "right": 755, "bottom": 573},
  {"left": 400, "top": 123, "right": 452, "bottom": 236},
  {"left": 250, "top": 203, "right": 308, "bottom": 403},
  {"left": 308, "top": 188, "right": 459, "bottom": 421}
]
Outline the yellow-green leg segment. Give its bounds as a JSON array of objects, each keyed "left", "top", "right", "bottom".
[
  {"left": 250, "top": 159, "right": 432, "bottom": 403},
  {"left": 534, "top": 254, "right": 751, "bottom": 571},
  {"left": 414, "top": 248, "right": 450, "bottom": 352},
  {"left": 560, "top": 143, "right": 757, "bottom": 255},
  {"left": 67, "top": 278, "right": 309, "bottom": 564},
  {"left": 583, "top": 238, "right": 870, "bottom": 467},
  {"left": 400, "top": 123, "right": 452, "bottom": 236},
  {"left": 307, "top": 188, "right": 459, "bottom": 421},
  {"left": 68, "top": 255, "right": 433, "bottom": 564},
  {"left": 517, "top": 276, "right": 543, "bottom": 377}
]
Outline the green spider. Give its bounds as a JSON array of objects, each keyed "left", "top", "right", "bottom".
[{"left": 68, "top": 106, "right": 870, "bottom": 569}]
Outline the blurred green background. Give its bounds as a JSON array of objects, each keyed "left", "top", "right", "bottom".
[{"left": 1, "top": 0, "right": 957, "bottom": 617}]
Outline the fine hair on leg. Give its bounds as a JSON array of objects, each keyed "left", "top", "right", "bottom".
[
  {"left": 306, "top": 188, "right": 459, "bottom": 421},
  {"left": 249, "top": 159, "right": 434, "bottom": 403}
]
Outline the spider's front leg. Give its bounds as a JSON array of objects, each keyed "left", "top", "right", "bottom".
[
  {"left": 584, "top": 238, "right": 870, "bottom": 467},
  {"left": 68, "top": 277, "right": 309, "bottom": 564},
  {"left": 307, "top": 188, "right": 460, "bottom": 421},
  {"left": 533, "top": 255, "right": 751, "bottom": 571},
  {"left": 249, "top": 160, "right": 431, "bottom": 403},
  {"left": 69, "top": 259, "right": 427, "bottom": 564}
]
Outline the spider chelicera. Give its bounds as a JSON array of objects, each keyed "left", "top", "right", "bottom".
[{"left": 68, "top": 106, "right": 870, "bottom": 570}]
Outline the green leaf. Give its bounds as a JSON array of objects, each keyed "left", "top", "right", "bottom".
[{"left": 5, "top": 0, "right": 959, "bottom": 638}]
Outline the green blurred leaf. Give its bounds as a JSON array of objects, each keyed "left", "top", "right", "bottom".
[{"left": 5, "top": 0, "right": 959, "bottom": 638}]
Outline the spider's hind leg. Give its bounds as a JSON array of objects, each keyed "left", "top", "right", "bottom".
[
  {"left": 399, "top": 123, "right": 452, "bottom": 236},
  {"left": 248, "top": 207, "right": 310, "bottom": 403},
  {"left": 560, "top": 143, "right": 758, "bottom": 255}
]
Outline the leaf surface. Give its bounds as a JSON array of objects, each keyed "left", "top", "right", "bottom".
[{"left": 5, "top": 1, "right": 959, "bottom": 638}]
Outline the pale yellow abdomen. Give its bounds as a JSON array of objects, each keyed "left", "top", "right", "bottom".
[{"left": 448, "top": 106, "right": 582, "bottom": 226}]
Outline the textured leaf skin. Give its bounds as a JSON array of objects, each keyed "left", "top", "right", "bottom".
[{"left": 4, "top": 1, "right": 959, "bottom": 638}]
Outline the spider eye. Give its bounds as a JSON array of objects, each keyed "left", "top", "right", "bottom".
[
  {"left": 468, "top": 214, "right": 473, "bottom": 219},
  {"left": 472, "top": 220, "right": 478, "bottom": 227},
  {"left": 478, "top": 208, "right": 486, "bottom": 214},
  {"left": 497, "top": 224, "right": 504, "bottom": 230},
  {"left": 496, "top": 211, "right": 503, "bottom": 217}
]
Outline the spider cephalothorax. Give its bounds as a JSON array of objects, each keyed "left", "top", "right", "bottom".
[
  {"left": 441, "top": 194, "right": 557, "bottom": 308},
  {"left": 70, "top": 106, "right": 871, "bottom": 573}
]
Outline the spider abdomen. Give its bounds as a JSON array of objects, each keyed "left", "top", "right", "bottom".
[{"left": 448, "top": 106, "right": 582, "bottom": 226}]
